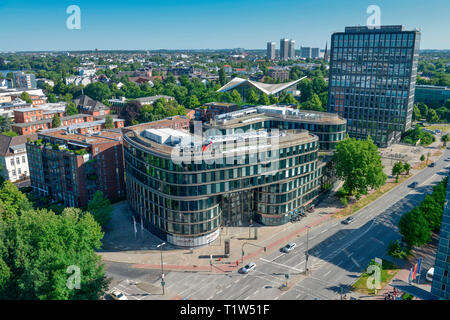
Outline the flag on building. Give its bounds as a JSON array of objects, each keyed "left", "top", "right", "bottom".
[
  {"left": 417, "top": 258, "right": 422, "bottom": 275},
  {"left": 412, "top": 263, "right": 418, "bottom": 280}
]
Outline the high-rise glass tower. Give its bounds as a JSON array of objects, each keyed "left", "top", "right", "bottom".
[
  {"left": 327, "top": 25, "right": 421, "bottom": 147},
  {"left": 267, "top": 42, "right": 276, "bottom": 60},
  {"left": 280, "top": 38, "right": 290, "bottom": 60}
]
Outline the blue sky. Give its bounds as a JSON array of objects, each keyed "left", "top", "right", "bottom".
[{"left": 0, "top": 0, "right": 449, "bottom": 51}]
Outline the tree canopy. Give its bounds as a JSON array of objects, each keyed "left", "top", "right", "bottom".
[{"left": 332, "top": 136, "right": 387, "bottom": 199}]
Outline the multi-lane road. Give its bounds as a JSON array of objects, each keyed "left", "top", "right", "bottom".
[{"left": 106, "top": 148, "right": 449, "bottom": 300}]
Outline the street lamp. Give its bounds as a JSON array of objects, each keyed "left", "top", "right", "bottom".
[
  {"left": 305, "top": 226, "right": 311, "bottom": 274},
  {"left": 156, "top": 242, "right": 166, "bottom": 294}
]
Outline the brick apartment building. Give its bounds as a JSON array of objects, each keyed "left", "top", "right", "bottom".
[
  {"left": 267, "top": 67, "right": 290, "bottom": 82},
  {"left": 73, "top": 94, "right": 111, "bottom": 116},
  {"left": 26, "top": 129, "right": 125, "bottom": 207}
]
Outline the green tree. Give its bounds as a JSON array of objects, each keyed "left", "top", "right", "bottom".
[
  {"left": 282, "top": 93, "right": 297, "bottom": 105},
  {"left": 420, "top": 154, "right": 425, "bottom": 162},
  {"left": 65, "top": 102, "right": 78, "bottom": 116},
  {"left": 219, "top": 67, "right": 227, "bottom": 86},
  {"left": 52, "top": 114, "right": 61, "bottom": 128},
  {"left": 231, "top": 90, "right": 242, "bottom": 104},
  {"left": 399, "top": 207, "right": 432, "bottom": 249},
  {"left": 333, "top": 136, "right": 387, "bottom": 199},
  {"left": 47, "top": 93, "right": 57, "bottom": 103},
  {"left": 258, "top": 93, "right": 270, "bottom": 105},
  {"left": 0, "top": 180, "right": 32, "bottom": 220},
  {"left": 387, "top": 240, "right": 406, "bottom": 266},
  {"left": 426, "top": 109, "right": 439, "bottom": 123},
  {"left": 84, "top": 82, "right": 112, "bottom": 101},
  {"left": 403, "top": 161, "right": 411, "bottom": 175},
  {"left": 419, "top": 194, "right": 444, "bottom": 232},
  {"left": 188, "top": 95, "right": 200, "bottom": 109},
  {"left": 441, "top": 134, "right": 450, "bottom": 147},
  {"left": 120, "top": 100, "right": 141, "bottom": 126},
  {"left": 87, "top": 191, "right": 113, "bottom": 228},
  {"left": 0, "top": 208, "right": 109, "bottom": 299},
  {"left": 247, "top": 89, "right": 259, "bottom": 104},
  {"left": 412, "top": 105, "right": 421, "bottom": 121},
  {"left": 0, "top": 116, "right": 12, "bottom": 132},
  {"left": 19, "top": 92, "right": 32, "bottom": 104},
  {"left": 392, "top": 161, "right": 404, "bottom": 182},
  {"left": 104, "top": 115, "right": 114, "bottom": 129}
]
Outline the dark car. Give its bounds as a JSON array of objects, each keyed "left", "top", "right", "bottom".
[
  {"left": 429, "top": 162, "right": 435, "bottom": 167},
  {"left": 342, "top": 217, "right": 355, "bottom": 225},
  {"left": 408, "top": 182, "right": 419, "bottom": 188}
]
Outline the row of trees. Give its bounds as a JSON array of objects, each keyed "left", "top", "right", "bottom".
[
  {"left": 0, "top": 181, "right": 111, "bottom": 299},
  {"left": 400, "top": 125, "right": 435, "bottom": 146},
  {"left": 413, "top": 101, "right": 450, "bottom": 123},
  {"left": 398, "top": 177, "right": 448, "bottom": 249}
]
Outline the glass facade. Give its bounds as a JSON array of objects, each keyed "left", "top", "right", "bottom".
[
  {"left": 327, "top": 26, "right": 421, "bottom": 147},
  {"left": 124, "top": 130, "right": 322, "bottom": 246}
]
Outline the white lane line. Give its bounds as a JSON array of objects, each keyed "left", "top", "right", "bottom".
[
  {"left": 260, "top": 258, "right": 303, "bottom": 272},
  {"left": 271, "top": 253, "right": 284, "bottom": 261},
  {"left": 323, "top": 269, "right": 333, "bottom": 278}
]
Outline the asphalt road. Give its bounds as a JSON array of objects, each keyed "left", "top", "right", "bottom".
[{"left": 104, "top": 148, "right": 449, "bottom": 300}]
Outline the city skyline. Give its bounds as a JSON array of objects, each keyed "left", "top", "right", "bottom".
[{"left": 0, "top": 0, "right": 449, "bottom": 51}]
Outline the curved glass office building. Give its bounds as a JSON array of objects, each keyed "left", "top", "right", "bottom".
[{"left": 124, "top": 105, "right": 346, "bottom": 247}]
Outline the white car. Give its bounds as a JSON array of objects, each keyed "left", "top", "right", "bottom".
[
  {"left": 110, "top": 290, "right": 128, "bottom": 300},
  {"left": 239, "top": 262, "right": 256, "bottom": 274},
  {"left": 426, "top": 267, "right": 434, "bottom": 282},
  {"left": 281, "top": 242, "right": 297, "bottom": 253}
]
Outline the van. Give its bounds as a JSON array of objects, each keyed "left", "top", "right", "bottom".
[{"left": 426, "top": 267, "right": 434, "bottom": 282}]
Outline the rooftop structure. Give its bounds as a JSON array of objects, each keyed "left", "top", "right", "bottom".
[{"left": 217, "top": 76, "right": 306, "bottom": 99}]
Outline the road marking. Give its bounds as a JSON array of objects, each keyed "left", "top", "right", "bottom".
[{"left": 260, "top": 258, "right": 303, "bottom": 272}]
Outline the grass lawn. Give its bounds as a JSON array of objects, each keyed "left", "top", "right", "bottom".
[
  {"left": 352, "top": 259, "right": 400, "bottom": 294},
  {"left": 424, "top": 124, "right": 450, "bottom": 133},
  {"left": 333, "top": 174, "right": 411, "bottom": 218}
]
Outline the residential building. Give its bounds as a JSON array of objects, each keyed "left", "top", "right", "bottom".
[
  {"left": 74, "top": 94, "right": 111, "bottom": 116},
  {"left": 431, "top": 174, "right": 450, "bottom": 299},
  {"left": 267, "top": 67, "right": 290, "bottom": 82},
  {"left": 327, "top": 25, "right": 421, "bottom": 147},
  {"left": 12, "top": 113, "right": 94, "bottom": 135},
  {"left": 0, "top": 134, "right": 37, "bottom": 183},
  {"left": 267, "top": 42, "right": 276, "bottom": 60},
  {"left": 289, "top": 40, "right": 296, "bottom": 58},
  {"left": 280, "top": 38, "right": 290, "bottom": 60},
  {"left": 13, "top": 72, "right": 36, "bottom": 89},
  {"left": 26, "top": 130, "right": 125, "bottom": 207}
]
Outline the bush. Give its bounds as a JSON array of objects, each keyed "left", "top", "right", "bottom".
[{"left": 340, "top": 197, "right": 348, "bottom": 207}]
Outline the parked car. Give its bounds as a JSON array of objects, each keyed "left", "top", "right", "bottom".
[
  {"left": 429, "top": 162, "right": 436, "bottom": 167},
  {"left": 281, "top": 242, "right": 297, "bottom": 253},
  {"left": 110, "top": 290, "right": 128, "bottom": 300},
  {"left": 446, "top": 157, "right": 450, "bottom": 161},
  {"left": 408, "top": 182, "right": 419, "bottom": 188},
  {"left": 342, "top": 217, "right": 355, "bottom": 224},
  {"left": 426, "top": 267, "right": 435, "bottom": 282},
  {"left": 239, "top": 262, "right": 256, "bottom": 274}
]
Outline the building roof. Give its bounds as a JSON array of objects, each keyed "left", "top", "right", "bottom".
[
  {"left": 74, "top": 95, "right": 108, "bottom": 112},
  {"left": 0, "top": 133, "right": 38, "bottom": 157},
  {"left": 217, "top": 76, "right": 307, "bottom": 96}
]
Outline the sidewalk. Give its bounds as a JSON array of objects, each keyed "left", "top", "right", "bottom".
[{"left": 99, "top": 142, "right": 445, "bottom": 275}]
